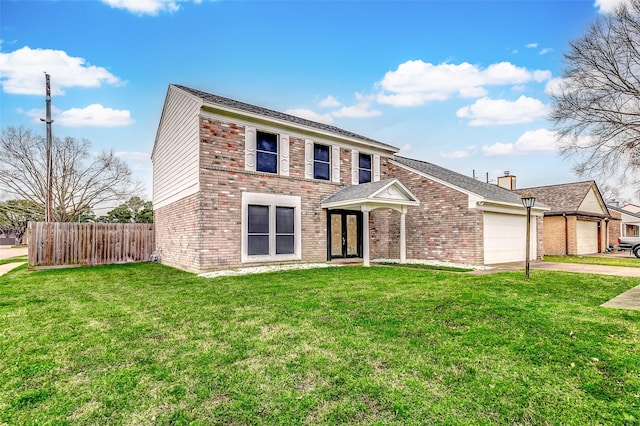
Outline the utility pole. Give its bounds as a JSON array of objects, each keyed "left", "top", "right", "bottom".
[{"left": 41, "top": 73, "right": 54, "bottom": 222}]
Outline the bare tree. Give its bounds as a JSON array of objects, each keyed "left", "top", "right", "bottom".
[
  {"left": 0, "top": 126, "right": 142, "bottom": 222},
  {"left": 0, "top": 199, "right": 44, "bottom": 244},
  {"left": 549, "top": 0, "right": 640, "bottom": 186}
]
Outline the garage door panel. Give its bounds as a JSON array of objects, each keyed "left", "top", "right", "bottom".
[
  {"left": 484, "top": 212, "right": 536, "bottom": 264},
  {"left": 576, "top": 220, "right": 598, "bottom": 254}
]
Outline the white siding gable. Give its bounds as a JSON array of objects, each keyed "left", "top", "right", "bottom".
[
  {"left": 152, "top": 85, "right": 202, "bottom": 210},
  {"left": 579, "top": 186, "right": 607, "bottom": 214}
]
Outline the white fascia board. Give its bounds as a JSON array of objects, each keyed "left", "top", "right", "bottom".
[
  {"left": 475, "top": 201, "right": 548, "bottom": 216},
  {"left": 370, "top": 179, "right": 420, "bottom": 204},
  {"left": 321, "top": 198, "right": 420, "bottom": 210},
  {"left": 200, "top": 103, "right": 398, "bottom": 154}
]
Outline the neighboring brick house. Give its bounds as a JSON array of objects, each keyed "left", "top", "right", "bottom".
[
  {"left": 152, "top": 84, "right": 545, "bottom": 273},
  {"left": 607, "top": 204, "right": 640, "bottom": 246},
  {"left": 515, "top": 181, "right": 611, "bottom": 256}
]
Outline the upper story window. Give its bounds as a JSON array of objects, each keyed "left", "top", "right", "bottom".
[
  {"left": 256, "top": 131, "right": 278, "bottom": 174},
  {"left": 245, "top": 127, "right": 289, "bottom": 176},
  {"left": 314, "top": 144, "right": 330, "bottom": 181},
  {"left": 359, "top": 153, "right": 372, "bottom": 184}
]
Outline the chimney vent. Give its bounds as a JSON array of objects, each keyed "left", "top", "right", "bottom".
[{"left": 504, "top": 171, "right": 510, "bottom": 176}]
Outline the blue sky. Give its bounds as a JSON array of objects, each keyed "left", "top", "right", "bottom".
[{"left": 0, "top": 0, "right": 631, "bottom": 204}]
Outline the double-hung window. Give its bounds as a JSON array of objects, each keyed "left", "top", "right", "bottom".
[
  {"left": 313, "top": 144, "right": 330, "bottom": 181},
  {"left": 359, "top": 153, "right": 372, "bottom": 184},
  {"left": 242, "top": 193, "right": 301, "bottom": 262},
  {"left": 256, "top": 131, "right": 278, "bottom": 174}
]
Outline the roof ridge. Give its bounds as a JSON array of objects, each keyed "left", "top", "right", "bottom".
[{"left": 171, "top": 84, "right": 398, "bottom": 151}]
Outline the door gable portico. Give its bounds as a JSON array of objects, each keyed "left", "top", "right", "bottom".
[{"left": 321, "top": 179, "right": 420, "bottom": 266}]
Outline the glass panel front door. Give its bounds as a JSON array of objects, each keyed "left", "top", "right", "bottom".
[{"left": 328, "top": 211, "right": 362, "bottom": 259}]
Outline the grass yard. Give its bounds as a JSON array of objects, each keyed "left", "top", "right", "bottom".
[
  {"left": 544, "top": 254, "right": 640, "bottom": 268},
  {"left": 1, "top": 263, "right": 639, "bottom": 425}
]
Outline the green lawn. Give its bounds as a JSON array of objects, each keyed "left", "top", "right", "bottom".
[
  {"left": 1, "top": 263, "right": 639, "bottom": 425},
  {"left": 545, "top": 254, "right": 640, "bottom": 268}
]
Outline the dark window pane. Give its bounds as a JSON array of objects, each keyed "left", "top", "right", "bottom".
[
  {"left": 276, "top": 235, "right": 294, "bottom": 254},
  {"left": 276, "top": 207, "right": 294, "bottom": 234},
  {"left": 248, "top": 235, "right": 269, "bottom": 255},
  {"left": 314, "top": 144, "right": 329, "bottom": 162},
  {"left": 257, "top": 131, "right": 278, "bottom": 152},
  {"left": 359, "top": 153, "right": 371, "bottom": 169},
  {"left": 314, "top": 162, "right": 330, "bottom": 180},
  {"left": 359, "top": 169, "right": 371, "bottom": 184},
  {"left": 248, "top": 205, "right": 269, "bottom": 233},
  {"left": 257, "top": 151, "right": 277, "bottom": 173}
]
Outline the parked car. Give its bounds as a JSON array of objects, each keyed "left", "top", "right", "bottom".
[{"left": 618, "top": 237, "right": 640, "bottom": 257}]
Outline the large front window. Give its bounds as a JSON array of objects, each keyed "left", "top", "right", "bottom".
[
  {"left": 242, "top": 193, "right": 301, "bottom": 262},
  {"left": 256, "top": 131, "right": 278, "bottom": 174}
]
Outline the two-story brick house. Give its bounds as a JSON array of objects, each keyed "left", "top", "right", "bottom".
[{"left": 152, "top": 84, "right": 545, "bottom": 273}]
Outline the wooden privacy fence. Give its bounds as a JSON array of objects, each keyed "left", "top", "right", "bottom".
[{"left": 28, "top": 222, "right": 155, "bottom": 268}]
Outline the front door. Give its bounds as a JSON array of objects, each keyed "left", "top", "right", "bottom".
[{"left": 328, "top": 210, "right": 362, "bottom": 259}]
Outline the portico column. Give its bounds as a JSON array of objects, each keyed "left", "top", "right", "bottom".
[
  {"left": 362, "top": 207, "right": 370, "bottom": 267},
  {"left": 400, "top": 206, "right": 407, "bottom": 263}
]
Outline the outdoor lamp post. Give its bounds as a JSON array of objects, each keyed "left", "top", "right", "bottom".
[{"left": 521, "top": 193, "right": 536, "bottom": 280}]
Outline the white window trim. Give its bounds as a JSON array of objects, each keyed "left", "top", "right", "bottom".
[
  {"left": 241, "top": 192, "right": 302, "bottom": 263},
  {"left": 245, "top": 127, "right": 289, "bottom": 175}
]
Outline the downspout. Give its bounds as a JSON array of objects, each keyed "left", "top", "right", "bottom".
[{"left": 564, "top": 213, "right": 568, "bottom": 255}]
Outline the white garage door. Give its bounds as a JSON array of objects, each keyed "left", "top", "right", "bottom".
[
  {"left": 576, "top": 220, "right": 598, "bottom": 254},
  {"left": 483, "top": 212, "right": 536, "bottom": 264}
]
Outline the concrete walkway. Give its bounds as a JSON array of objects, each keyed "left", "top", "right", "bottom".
[{"left": 0, "top": 245, "right": 28, "bottom": 276}]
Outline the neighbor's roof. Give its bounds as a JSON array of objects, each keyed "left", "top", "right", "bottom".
[
  {"left": 172, "top": 84, "right": 398, "bottom": 152},
  {"left": 515, "top": 180, "right": 608, "bottom": 216},
  {"left": 607, "top": 204, "right": 640, "bottom": 220},
  {"left": 392, "top": 156, "right": 529, "bottom": 206}
]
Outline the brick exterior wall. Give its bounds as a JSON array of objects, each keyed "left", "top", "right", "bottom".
[
  {"left": 543, "top": 216, "right": 567, "bottom": 256},
  {"left": 542, "top": 214, "right": 610, "bottom": 255},
  {"left": 156, "top": 114, "right": 541, "bottom": 271},
  {"left": 608, "top": 210, "right": 622, "bottom": 248},
  {"left": 380, "top": 162, "right": 485, "bottom": 265},
  {"left": 155, "top": 116, "right": 351, "bottom": 273}
]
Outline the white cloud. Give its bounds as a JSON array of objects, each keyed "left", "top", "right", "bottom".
[
  {"left": 526, "top": 43, "right": 539, "bottom": 49},
  {"left": 56, "top": 104, "right": 133, "bottom": 127},
  {"left": 441, "top": 145, "right": 477, "bottom": 159},
  {"left": 376, "top": 60, "right": 551, "bottom": 107},
  {"left": 539, "top": 48, "right": 554, "bottom": 55},
  {"left": 100, "top": 0, "right": 204, "bottom": 15},
  {"left": 399, "top": 144, "right": 412, "bottom": 153},
  {"left": 285, "top": 108, "right": 334, "bottom": 124},
  {"left": 0, "top": 46, "right": 122, "bottom": 95},
  {"left": 23, "top": 104, "right": 134, "bottom": 127},
  {"left": 332, "top": 102, "right": 382, "bottom": 118},
  {"left": 456, "top": 96, "right": 550, "bottom": 126},
  {"left": 114, "top": 151, "right": 150, "bottom": 161},
  {"left": 317, "top": 95, "right": 341, "bottom": 108},
  {"left": 482, "top": 128, "right": 561, "bottom": 156},
  {"left": 595, "top": 0, "right": 631, "bottom": 14}
]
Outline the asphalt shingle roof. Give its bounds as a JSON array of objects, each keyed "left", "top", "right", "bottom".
[
  {"left": 393, "top": 156, "right": 526, "bottom": 205},
  {"left": 514, "top": 181, "right": 600, "bottom": 213},
  {"left": 607, "top": 205, "right": 640, "bottom": 220},
  {"left": 173, "top": 84, "right": 398, "bottom": 152}
]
